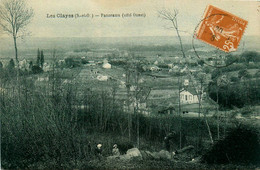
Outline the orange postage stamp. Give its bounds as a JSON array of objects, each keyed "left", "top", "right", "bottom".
[{"left": 196, "top": 5, "right": 248, "bottom": 52}]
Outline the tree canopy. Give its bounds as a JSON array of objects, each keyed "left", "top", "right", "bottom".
[{"left": 0, "top": 0, "right": 34, "bottom": 62}]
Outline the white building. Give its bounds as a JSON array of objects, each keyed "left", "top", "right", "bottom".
[
  {"left": 97, "top": 75, "right": 109, "bottom": 81},
  {"left": 184, "top": 79, "right": 189, "bottom": 86},
  {"left": 150, "top": 66, "right": 161, "bottom": 72},
  {"left": 43, "top": 63, "right": 51, "bottom": 72},
  {"left": 168, "top": 63, "right": 174, "bottom": 69},
  {"left": 123, "top": 100, "right": 150, "bottom": 115},
  {"left": 102, "top": 63, "right": 111, "bottom": 69},
  {"left": 180, "top": 88, "right": 199, "bottom": 104},
  {"left": 19, "top": 59, "right": 30, "bottom": 71},
  {"left": 37, "top": 76, "right": 49, "bottom": 82}
]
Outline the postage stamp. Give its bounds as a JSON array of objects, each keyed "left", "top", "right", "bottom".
[{"left": 196, "top": 5, "right": 248, "bottom": 52}]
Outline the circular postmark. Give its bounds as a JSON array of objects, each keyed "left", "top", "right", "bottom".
[{"left": 192, "top": 6, "right": 248, "bottom": 68}]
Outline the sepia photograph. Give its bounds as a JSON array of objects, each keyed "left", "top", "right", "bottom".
[{"left": 0, "top": 0, "right": 259, "bottom": 169}]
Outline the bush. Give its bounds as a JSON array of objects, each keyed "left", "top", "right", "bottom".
[
  {"left": 7, "top": 59, "right": 15, "bottom": 70},
  {"left": 240, "top": 106, "right": 254, "bottom": 116},
  {"left": 81, "top": 58, "right": 88, "bottom": 64},
  {"left": 117, "top": 141, "right": 134, "bottom": 154},
  {"left": 31, "top": 65, "right": 43, "bottom": 74},
  {"left": 0, "top": 76, "right": 86, "bottom": 169},
  {"left": 202, "top": 125, "right": 260, "bottom": 165},
  {"left": 230, "top": 76, "right": 239, "bottom": 82},
  {"left": 109, "top": 60, "right": 127, "bottom": 66},
  {"left": 65, "top": 57, "right": 81, "bottom": 68}
]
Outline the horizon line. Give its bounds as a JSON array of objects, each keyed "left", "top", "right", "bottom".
[{"left": 1, "top": 35, "right": 259, "bottom": 39}]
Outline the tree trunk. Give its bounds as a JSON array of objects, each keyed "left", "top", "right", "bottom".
[
  {"left": 134, "top": 69, "right": 140, "bottom": 148},
  {"left": 205, "top": 118, "right": 214, "bottom": 144},
  {"left": 178, "top": 73, "right": 182, "bottom": 149},
  {"left": 217, "top": 86, "right": 220, "bottom": 140},
  {"left": 126, "top": 69, "right": 131, "bottom": 141},
  {"left": 175, "top": 27, "right": 186, "bottom": 58},
  {"left": 13, "top": 35, "right": 18, "bottom": 63}
]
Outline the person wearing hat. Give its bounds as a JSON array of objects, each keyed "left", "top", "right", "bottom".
[
  {"left": 95, "top": 144, "right": 103, "bottom": 159},
  {"left": 112, "top": 144, "right": 120, "bottom": 156},
  {"left": 164, "top": 131, "right": 176, "bottom": 152}
]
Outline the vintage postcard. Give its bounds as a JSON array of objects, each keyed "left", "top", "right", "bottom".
[{"left": 0, "top": 0, "right": 259, "bottom": 169}]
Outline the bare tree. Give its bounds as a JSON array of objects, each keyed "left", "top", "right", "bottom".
[
  {"left": 158, "top": 9, "right": 186, "bottom": 149},
  {"left": 125, "top": 62, "right": 132, "bottom": 141},
  {"left": 0, "top": 0, "right": 33, "bottom": 63},
  {"left": 158, "top": 9, "right": 186, "bottom": 58},
  {"left": 158, "top": 8, "right": 214, "bottom": 149}
]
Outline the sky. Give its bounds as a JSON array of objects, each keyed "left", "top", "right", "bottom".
[{"left": 1, "top": 0, "right": 260, "bottom": 37}]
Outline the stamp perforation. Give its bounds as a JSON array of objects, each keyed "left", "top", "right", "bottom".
[{"left": 195, "top": 5, "right": 248, "bottom": 53}]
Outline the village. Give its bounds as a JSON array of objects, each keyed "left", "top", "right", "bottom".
[
  {"left": 1, "top": 47, "right": 222, "bottom": 117},
  {"left": 1, "top": 43, "right": 259, "bottom": 169},
  {"left": 2, "top": 43, "right": 259, "bottom": 120}
]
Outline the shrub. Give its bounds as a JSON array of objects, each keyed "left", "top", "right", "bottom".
[
  {"left": 230, "top": 76, "right": 239, "bottom": 82},
  {"left": 202, "top": 125, "right": 260, "bottom": 165},
  {"left": 65, "top": 57, "right": 81, "bottom": 68},
  {"left": 31, "top": 65, "right": 43, "bottom": 74},
  {"left": 117, "top": 140, "right": 134, "bottom": 154},
  {"left": 81, "top": 58, "right": 88, "bottom": 64},
  {"left": 7, "top": 59, "right": 15, "bottom": 70}
]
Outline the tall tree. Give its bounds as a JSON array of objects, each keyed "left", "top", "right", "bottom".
[
  {"left": 0, "top": 61, "right": 3, "bottom": 69},
  {"left": 28, "top": 60, "right": 33, "bottom": 71},
  {"left": 36, "top": 48, "right": 40, "bottom": 67},
  {"left": 125, "top": 61, "right": 132, "bottom": 141},
  {"left": 0, "top": 0, "right": 34, "bottom": 63},
  {"left": 158, "top": 9, "right": 186, "bottom": 149},
  {"left": 40, "top": 50, "right": 44, "bottom": 68},
  {"left": 158, "top": 9, "right": 186, "bottom": 58},
  {"left": 158, "top": 9, "right": 214, "bottom": 149},
  {"left": 8, "top": 58, "right": 15, "bottom": 70}
]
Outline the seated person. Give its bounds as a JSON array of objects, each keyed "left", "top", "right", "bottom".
[{"left": 112, "top": 144, "right": 120, "bottom": 156}]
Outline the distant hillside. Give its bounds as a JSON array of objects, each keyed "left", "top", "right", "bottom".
[{"left": 0, "top": 36, "right": 259, "bottom": 58}]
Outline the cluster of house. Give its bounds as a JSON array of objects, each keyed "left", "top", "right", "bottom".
[
  {"left": 118, "top": 75, "right": 204, "bottom": 116},
  {"left": 139, "top": 54, "right": 200, "bottom": 73},
  {"left": 15, "top": 59, "right": 52, "bottom": 72},
  {"left": 123, "top": 78, "right": 204, "bottom": 115},
  {"left": 32, "top": 51, "right": 206, "bottom": 116}
]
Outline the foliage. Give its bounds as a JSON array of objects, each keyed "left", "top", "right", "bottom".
[
  {"left": 202, "top": 125, "right": 260, "bottom": 165},
  {"left": 0, "top": 61, "right": 3, "bottom": 69},
  {"left": 109, "top": 60, "right": 127, "bottom": 66},
  {"left": 31, "top": 65, "right": 43, "bottom": 74},
  {"left": 241, "top": 51, "right": 260, "bottom": 63},
  {"left": 81, "top": 58, "right": 88, "bottom": 64},
  {"left": 0, "top": 72, "right": 219, "bottom": 169},
  {"left": 225, "top": 51, "right": 260, "bottom": 65},
  {"left": 36, "top": 49, "right": 45, "bottom": 68},
  {"left": 230, "top": 76, "right": 239, "bottom": 83},
  {"left": 0, "top": 0, "right": 34, "bottom": 62},
  {"left": 198, "top": 59, "right": 204, "bottom": 66},
  {"left": 40, "top": 50, "right": 44, "bottom": 68},
  {"left": 1, "top": 73, "right": 85, "bottom": 169},
  {"left": 238, "top": 69, "right": 250, "bottom": 79},
  {"left": 209, "top": 59, "right": 260, "bottom": 109},
  {"left": 36, "top": 48, "right": 40, "bottom": 67},
  {"left": 29, "top": 61, "right": 33, "bottom": 70},
  {"left": 7, "top": 58, "right": 15, "bottom": 70},
  {"left": 240, "top": 106, "right": 255, "bottom": 116},
  {"left": 208, "top": 79, "right": 260, "bottom": 108},
  {"left": 65, "top": 57, "right": 81, "bottom": 68},
  {"left": 0, "top": 62, "right": 258, "bottom": 169}
]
